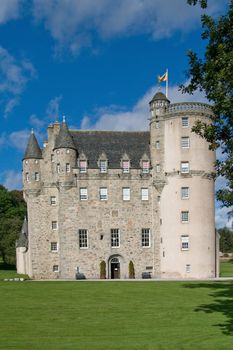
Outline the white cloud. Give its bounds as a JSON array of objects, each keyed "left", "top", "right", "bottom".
[
  {"left": 0, "top": 0, "right": 21, "bottom": 25},
  {"left": 46, "top": 95, "right": 63, "bottom": 121},
  {"left": 32, "top": 0, "right": 227, "bottom": 54},
  {"left": 80, "top": 82, "right": 208, "bottom": 131},
  {"left": 0, "top": 47, "right": 36, "bottom": 117},
  {"left": 215, "top": 206, "right": 232, "bottom": 229},
  {"left": 9, "top": 129, "right": 31, "bottom": 151},
  {"left": 0, "top": 170, "right": 22, "bottom": 190}
]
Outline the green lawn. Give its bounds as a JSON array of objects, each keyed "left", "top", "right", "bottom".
[
  {"left": 0, "top": 261, "right": 28, "bottom": 280},
  {"left": 220, "top": 260, "right": 233, "bottom": 277},
  {"left": 0, "top": 280, "right": 233, "bottom": 350}
]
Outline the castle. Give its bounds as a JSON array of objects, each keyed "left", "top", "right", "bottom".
[{"left": 16, "top": 92, "right": 219, "bottom": 279}]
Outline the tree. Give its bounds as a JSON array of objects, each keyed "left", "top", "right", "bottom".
[
  {"left": 128, "top": 260, "right": 135, "bottom": 279},
  {"left": 219, "top": 227, "right": 233, "bottom": 253},
  {"left": 0, "top": 185, "right": 26, "bottom": 264},
  {"left": 182, "top": 0, "right": 233, "bottom": 207},
  {"left": 100, "top": 260, "right": 106, "bottom": 279}
]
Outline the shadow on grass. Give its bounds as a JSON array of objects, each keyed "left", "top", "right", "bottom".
[
  {"left": 0, "top": 261, "right": 16, "bottom": 271},
  {"left": 184, "top": 282, "right": 233, "bottom": 335}
]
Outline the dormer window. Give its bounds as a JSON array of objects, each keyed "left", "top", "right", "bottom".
[
  {"left": 100, "top": 160, "right": 107, "bottom": 173},
  {"left": 79, "top": 160, "right": 87, "bottom": 173},
  {"left": 142, "top": 160, "right": 150, "bottom": 174},
  {"left": 122, "top": 160, "right": 130, "bottom": 173}
]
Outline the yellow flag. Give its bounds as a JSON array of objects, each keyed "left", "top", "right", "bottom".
[{"left": 158, "top": 71, "right": 168, "bottom": 82}]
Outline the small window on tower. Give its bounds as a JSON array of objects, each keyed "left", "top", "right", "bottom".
[
  {"left": 35, "top": 172, "right": 40, "bottom": 181},
  {"left": 66, "top": 163, "right": 70, "bottom": 173},
  {"left": 57, "top": 164, "right": 60, "bottom": 173},
  {"left": 25, "top": 172, "right": 29, "bottom": 182},
  {"left": 156, "top": 141, "right": 160, "bottom": 149},
  {"left": 182, "top": 117, "right": 189, "bottom": 128},
  {"left": 156, "top": 164, "right": 161, "bottom": 173}
]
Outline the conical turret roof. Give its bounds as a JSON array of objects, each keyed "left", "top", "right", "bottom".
[
  {"left": 23, "top": 131, "right": 42, "bottom": 160},
  {"left": 54, "top": 120, "right": 76, "bottom": 151},
  {"left": 149, "top": 91, "right": 170, "bottom": 104}
]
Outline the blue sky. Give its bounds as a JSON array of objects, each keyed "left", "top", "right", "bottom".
[{"left": 0, "top": 0, "right": 230, "bottom": 228}]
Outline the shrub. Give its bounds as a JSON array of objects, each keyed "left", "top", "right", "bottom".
[
  {"left": 100, "top": 260, "right": 106, "bottom": 279},
  {"left": 129, "top": 260, "right": 135, "bottom": 279}
]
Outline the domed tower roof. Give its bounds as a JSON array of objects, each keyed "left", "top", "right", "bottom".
[
  {"left": 149, "top": 91, "right": 170, "bottom": 104},
  {"left": 23, "top": 131, "right": 42, "bottom": 160},
  {"left": 54, "top": 119, "right": 76, "bottom": 151}
]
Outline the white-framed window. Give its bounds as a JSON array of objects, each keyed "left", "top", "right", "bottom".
[
  {"left": 142, "top": 160, "right": 150, "bottom": 173},
  {"left": 80, "top": 187, "right": 88, "bottom": 200},
  {"left": 156, "top": 164, "right": 161, "bottom": 173},
  {"left": 181, "top": 187, "right": 189, "bottom": 199},
  {"left": 100, "top": 187, "right": 108, "bottom": 200},
  {"left": 79, "top": 160, "right": 87, "bottom": 173},
  {"left": 122, "top": 187, "right": 130, "bottom": 201},
  {"left": 66, "top": 163, "right": 70, "bottom": 173},
  {"left": 181, "top": 162, "right": 189, "bottom": 174},
  {"left": 111, "top": 229, "right": 120, "bottom": 247},
  {"left": 25, "top": 172, "right": 29, "bottom": 182},
  {"left": 52, "top": 221, "right": 58, "bottom": 230},
  {"left": 181, "top": 211, "right": 189, "bottom": 223},
  {"left": 186, "top": 264, "right": 191, "bottom": 273},
  {"left": 79, "top": 229, "right": 88, "bottom": 248},
  {"left": 181, "top": 235, "right": 189, "bottom": 250},
  {"left": 156, "top": 141, "right": 160, "bottom": 149},
  {"left": 122, "top": 160, "right": 130, "bottom": 173},
  {"left": 51, "top": 242, "right": 58, "bottom": 252},
  {"left": 142, "top": 228, "right": 150, "bottom": 247},
  {"left": 53, "top": 265, "right": 59, "bottom": 272},
  {"left": 50, "top": 196, "right": 56, "bottom": 205},
  {"left": 182, "top": 117, "right": 189, "bottom": 128},
  {"left": 155, "top": 121, "right": 160, "bottom": 129},
  {"left": 35, "top": 172, "right": 40, "bottom": 181},
  {"left": 141, "top": 188, "right": 149, "bottom": 201},
  {"left": 100, "top": 160, "right": 107, "bottom": 173},
  {"left": 181, "top": 137, "right": 190, "bottom": 149},
  {"left": 57, "top": 163, "right": 60, "bottom": 173}
]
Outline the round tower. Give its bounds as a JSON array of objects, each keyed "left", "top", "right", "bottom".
[
  {"left": 53, "top": 117, "right": 77, "bottom": 184},
  {"left": 23, "top": 130, "right": 43, "bottom": 192}
]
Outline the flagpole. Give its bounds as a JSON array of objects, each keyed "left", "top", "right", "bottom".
[{"left": 166, "top": 68, "right": 168, "bottom": 99}]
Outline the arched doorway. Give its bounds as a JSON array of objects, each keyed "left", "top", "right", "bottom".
[{"left": 110, "top": 257, "right": 120, "bottom": 279}]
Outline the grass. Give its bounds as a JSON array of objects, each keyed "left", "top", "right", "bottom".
[
  {"left": 0, "top": 261, "right": 28, "bottom": 280},
  {"left": 0, "top": 262, "right": 232, "bottom": 349},
  {"left": 220, "top": 260, "right": 233, "bottom": 277}
]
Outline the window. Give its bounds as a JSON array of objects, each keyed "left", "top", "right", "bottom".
[
  {"left": 142, "top": 228, "right": 150, "bottom": 247},
  {"left": 51, "top": 242, "right": 58, "bottom": 252},
  {"left": 122, "top": 160, "right": 130, "bottom": 173},
  {"left": 56, "top": 163, "right": 60, "bottom": 173},
  {"left": 142, "top": 160, "right": 150, "bottom": 173},
  {"left": 156, "top": 164, "right": 161, "bottom": 173},
  {"left": 182, "top": 117, "right": 189, "bottom": 127},
  {"left": 181, "top": 162, "right": 189, "bottom": 174},
  {"left": 155, "top": 121, "right": 160, "bottom": 128},
  {"left": 181, "top": 235, "right": 189, "bottom": 250},
  {"left": 141, "top": 188, "right": 149, "bottom": 201},
  {"left": 51, "top": 154, "right": 54, "bottom": 162},
  {"left": 122, "top": 187, "right": 130, "bottom": 201},
  {"left": 181, "top": 137, "right": 190, "bottom": 149},
  {"left": 35, "top": 172, "right": 40, "bottom": 181},
  {"left": 79, "top": 160, "right": 87, "bottom": 173},
  {"left": 53, "top": 265, "right": 59, "bottom": 272},
  {"left": 80, "top": 187, "right": 88, "bottom": 200},
  {"left": 50, "top": 196, "right": 56, "bottom": 205},
  {"left": 100, "top": 160, "right": 107, "bottom": 173},
  {"left": 181, "top": 211, "right": 189, "bottom": 223},
  {"left": 100, "top": 187, "right": 108, "bottom": 200},
  {"left": 66, "top": 163, "right": 70, "bottom": 173},
  {"left": 181, "top": 187, "right": 189, "bottom": 199},
  {"left": 156, "top": 141, "right": 160, "bottom": 149},
  {"left": 186, "top": 264, "right": 191, "bottom": 273},
  {"left": 25, "top": 172, "right": 29, "bottom": 182},
  {"left": 79, "top": 229, "right": 88, "bottom": 248},
  {"left": 52, "top": 221, "right": 58, "bottom": 230},
  {"left": 111, "top": 229, "right": 120, "bottom": 247}
]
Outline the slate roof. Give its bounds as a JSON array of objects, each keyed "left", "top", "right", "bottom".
[
  {"left": 70, "top": 130, "right": 150, "bottom": 168},
  {"left": 23, "top": 132, "right": 42, "bottom": 160},
  {"left": 16, "top": 217, "right": 28, "bottom": 248},
  {"left": 54, "top": 121, "right": 76, "bottom": 150},
  {"left": 150, "top": 91, "right": 170, "bottom": 103}
]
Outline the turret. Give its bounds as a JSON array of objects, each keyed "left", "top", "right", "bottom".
[
  {"left": 53, "top": 117, "right": 77, "bottom": 184},
  {"left": 23, "top": 130, "right": 43, "bottom": 191}
]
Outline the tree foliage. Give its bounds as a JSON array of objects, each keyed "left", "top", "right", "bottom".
[
  {"left": 219, "top": 227, "right": 233, "bottom": 253},
  {"left": 183, "top": 0, "right": 233, "bottom": 207},
  {"left": 0, "top": 185, "right": 26, "bottom": 264},
  {"left": 128, "top": 260, "right": 135, "bottom": 279},
  {"left": 100, "top": 260, "right": 106, "bottom": 279}
]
